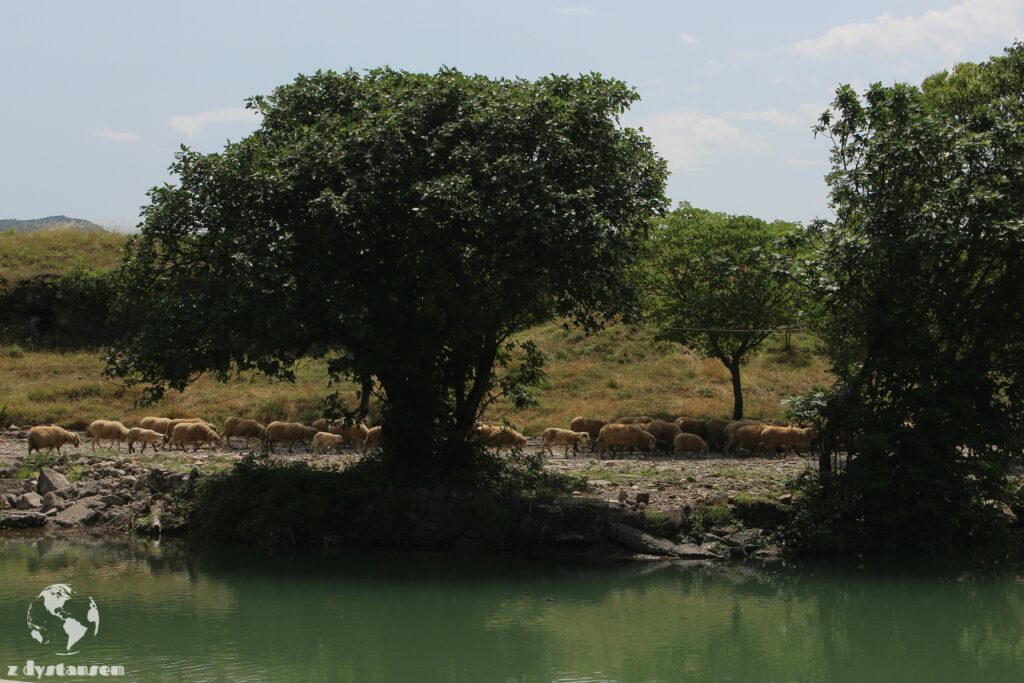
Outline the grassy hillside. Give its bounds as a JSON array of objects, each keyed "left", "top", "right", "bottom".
[
  {"left": 0, "top": 229, "right": 832, "bottom": 430},
  {"left": 0, "top": 325, "right": 830, "bottom": 431},
  {"left": 0, "top": 229, "right": 127, "bottom": 289}
]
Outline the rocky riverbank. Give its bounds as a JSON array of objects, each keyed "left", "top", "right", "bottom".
[{"left": 0, "top": 428, "right": 806, "bottom": 560}]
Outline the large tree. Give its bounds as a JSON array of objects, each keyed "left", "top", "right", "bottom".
[
  {"left": 643, "top": 204, "right": 803, "bottom": 419},
  {"left": 106, "top": 68, "right": 667, "bottom": 474},
  {"left": 797, "top": 44, "right": 1024, "bottom": 557}
]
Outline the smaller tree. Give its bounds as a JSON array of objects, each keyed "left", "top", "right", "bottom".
[{"left": 643, "top": 204, "right": 802, "bottom": 419}]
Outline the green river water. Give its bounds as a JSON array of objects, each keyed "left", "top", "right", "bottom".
[{"left": 0, "top": 535, "right": 1022, "bottom": 682}]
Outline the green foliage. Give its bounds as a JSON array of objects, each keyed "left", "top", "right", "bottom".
[
  {"left": 687, "top": 503, "right": 734, "bottom": 535},
  {"left": 0, "top": 266, "right": 118, "bottom": 346},
  {"left": 106, "top": 67, "right": 667, "bottom": 477},
  {"left": 642, "top": 203, "right": 804, "bottom": 418},
  {"left": 796, "top": 43, "right": 1024, "bottom": 561},
  {"left": 188, "top": 451, "right": 575, "bottom": 549}
]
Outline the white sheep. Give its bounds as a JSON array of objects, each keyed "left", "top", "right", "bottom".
[{"left": 311, "top": 431, "right": 346, "bottom": 453}]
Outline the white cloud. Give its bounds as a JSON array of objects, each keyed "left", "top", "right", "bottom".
[
  {"left": 640, "top": 111, "right": 746, "bottom": 171},
  {"left": 554, "top": 5, "right": 590, "bottom": 15},
  {"left": 791, "top": 0, "right": 1024, "bottom": 59},
  {"left": 680, "top": 33, "right": 698, "bottom": 45},
  {"left": 169, "top": 107, "right": 261, "bottom": 136},
  {"left": 738, "top": 109, "right": 802, "bottom": 127},
  {"left": 94, "top": 129, "right": 141, "bottom": 143}
]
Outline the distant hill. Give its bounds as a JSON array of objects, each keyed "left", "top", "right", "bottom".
[{"left": 0, "top": 215, "right": 106, "bottom": 233}]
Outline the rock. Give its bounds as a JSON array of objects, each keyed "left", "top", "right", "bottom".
[
  {"left": 22, "top": 479, "right": 36, "bottom": 493},
  {"left": 724, "top": 528, "right": 764, "bottom": 548},
  {"left": 0, "top": 511, "right": 47, "bottom": 529},
  {"left": 99, "top": 495, "right": 127, "bottom": 507},
  {"left": 3, "top": 494, "right": 17, "bottom": 509},
  {"left": 637, "top": 501, "right": 647, "bottom": 511},
  {"left": 40, "top": 492, "right": 63, "bottom": 510},
  {"left": 617, "top": 489, "right": 629, "bottom": 502},
  {"left": 116, "top": 476, "right": 139, "bottom": 491},
  {"left": 587, "top": 480, "right": 613, "bottom": 488},
  {"left": 778, "top": 493, "right": 794, "bottom": 505},
  {"left": 53, "top": 502, "right": 100, "bottom": 527},
  {"left": 605, "top": 523, "right": 721, "bottom": 560},
  {"left": 37, "top": 467, "right": 72, "bottom": 496},
  {"left": 635, "top": 491, "right": 651, "bottom": 505},
  {"left": 15, "top": 492, "right": 42, "bottom": 510}
]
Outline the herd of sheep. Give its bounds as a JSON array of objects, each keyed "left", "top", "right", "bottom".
[{"left": 23, "top": 412, "right": 815, "bottom": 459}]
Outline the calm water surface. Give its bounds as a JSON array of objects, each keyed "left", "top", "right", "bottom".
[{"left": 0, "top": 535, "right": 1022, "bottom": 682}]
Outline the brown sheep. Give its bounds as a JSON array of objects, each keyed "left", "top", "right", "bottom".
[
  {"left": 723, "top": 420, "right": 763, "bottom": 453},
  {"left": 730, "top": 424, "right": 767, "bottom": 454},
  {"left": 673, "top": 432, "right": 709, "bottom": 455},
  {"left": 674, "top": 417, "right": 708, "bottom": 439},
  {"left": 329, "top": 421, "right": 370, "bottom": 447},
  {"left": 164, "top": 418, "right": 210, "bottom": 444},
  {"left": 569, "top": 416, "right": 607, "bottom": 452},
  {"left": 311, "top": 418, "right": 339, "bottom": 432},
  {"left": 127, "top": 427, "right": 164, "bottom": 454},
  {"left": 223, "top": 417, "right": 267, "bottom": 449},
  {"left": 265, "top": 421, "right": 317, "bottom": 453},
  {"left": 759, "top": 426, "right": 816, "bottom": 455},
  {"left": 87, "top": 420, "right": 130, "bottom": 451},
  {"left": 168, "top": 422, "right": 221, "bottom": 452},
  {"left": 597, "top": 423, "right": 656, "bottom": 456},
  {"left": 704, "top": 419, "right": 732, "bottom": 450},
  {"left": 363, "top": 426, "right": 383, "bottom": 449},
  {"left": 27, "top": 425, "right": 80, "bottom": 456},
  {"left": 541, "top": 428, "right": 590, "bottom": 458},
  {"left": 311, "top": 431, "right": 346, "bottom": 453},
  {"left": 472, "top": 423, "right": 527, "bottom": 449},
  {"left": 613, "top": 415, "right": 654, "bottom": 425},
  {"left": 643, "top": 420, "right": 682, "bottom": 451}
]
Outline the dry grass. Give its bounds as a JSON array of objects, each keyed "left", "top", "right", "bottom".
[
  {"left": 0, "top": 348, "right": 358, "bottom": 429},
  {"left": 0, "top": 324, "right": 831, "bottom": 432},
  {"left": 0, "top": 229, "right": 127, "bottom": 289},
  {"left": 489, "top": 323, "right": 832, "bottom": 434}
]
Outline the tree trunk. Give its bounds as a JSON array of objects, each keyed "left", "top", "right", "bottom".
[
  {"left": 818, "top": 433, "right": 832, "bottom": 476},
  {"left": 357, "top": 373, "right": 373, "bottom": 420},
  {"left": 376, "top": 377, "right": 442, "bottom": 475},
  {"left": 727, "top": 360, "right": 743, "bottom": 420}
]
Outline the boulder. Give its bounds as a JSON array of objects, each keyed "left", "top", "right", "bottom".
[
  {"left": 0, "top": 511, "right": 47, "bottom": 529},
  {"left": 40, "top": 492, "right": 63, "bottom": 510},
  {"left": 635, "top": 491, "right": 651, "bottom": 505},
  {"left": 99, "top": 495, "right": 127, "bottom": 507},
  {"left": 15, "top": 492, "right": 42, "bottom": 510},
  {"left": 53, "top": 502, "right": 99, "bottom": 527},
  {"left": 724, "top": 528, "right": 764, "bottom": 549},
  {"left": 37, "top": 467, "right": 71, "bottom": 495}
]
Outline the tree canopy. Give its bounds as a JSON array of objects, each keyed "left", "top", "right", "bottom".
[
  {"left": 106, "top": 67, "right": 667, "bottom": 474},
  {"left": 643, "top": 204, "right": 803, "bottom": 419},
  {"left": 794, "top": 43, "right": 1024, "bottom": 558}
]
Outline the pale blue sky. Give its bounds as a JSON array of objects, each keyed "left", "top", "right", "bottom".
[{"left": 2, "top": 0, "right": 1021, "bottom": 229}]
